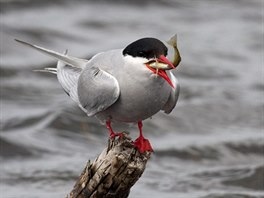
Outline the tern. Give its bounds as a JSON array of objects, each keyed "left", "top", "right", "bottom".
[{"left": 15, "top": 35, "right": 181, "bottom": 153}]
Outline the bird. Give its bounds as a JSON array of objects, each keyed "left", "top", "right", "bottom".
[{"left": 15, "top": 35, "right": 181, "bottom": 153}]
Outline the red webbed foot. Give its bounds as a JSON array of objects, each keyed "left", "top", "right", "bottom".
[
  {"left": 133, "top": 137, "right": 153, "bottom": 153},
  {"left": 133, "top": 121, "right": 153, "bottom": 153}
]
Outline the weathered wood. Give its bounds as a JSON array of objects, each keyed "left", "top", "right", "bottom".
[{"left": 67, "top": 133, "right": 151, "bottom": 198}]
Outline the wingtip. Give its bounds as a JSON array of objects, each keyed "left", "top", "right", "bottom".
[
  {"left": 14, "top": 38, "right": 32, "bottom": 46},
  {"left": 14, "top": 38, "right": 23, "bottom": 43},
  {"left": 14, "top": 39, "right": 87, "bottom": 68}
]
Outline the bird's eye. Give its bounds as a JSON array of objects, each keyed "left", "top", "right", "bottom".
[{"left": 165, "top": 49, "right": 168, "bottom": 56}]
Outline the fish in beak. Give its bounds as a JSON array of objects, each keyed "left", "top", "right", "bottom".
[{"left": 146, "top": 55, "right": 176, "bottom": 88}]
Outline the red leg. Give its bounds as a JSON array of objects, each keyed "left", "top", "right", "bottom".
[
  {"left": 106, "top": 120, "right": 116, "bottom": 138},
  {"left": 133, "top": 121, "right": 153, "bottom": 153},
  {"left": 106, "top": 120, "right": 124, "bottom": 139}
]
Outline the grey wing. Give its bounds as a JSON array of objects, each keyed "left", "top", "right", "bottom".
[
  {"left": 77, "top": 66, "right": 120, "bottom": 116},
  {"left": 34, "top": 50, "right": 83, "bottom": 106},
  {"left": 57, "top": 60, "right": 82, "bottom": 104},
  {"left": 162, "top": 71, "right": 180, "bottom": 114},
  {"left": 16, "top": 39, "right": 92, "bottom": 112}
]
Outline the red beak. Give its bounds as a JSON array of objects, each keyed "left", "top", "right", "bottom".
[
  {"left": 146, "top": 55, "right": 176, "bottom": 88},
  {"left": 146, "top": 64, "right": 175, "bottom": 89},
  {"left": 157, "top": 55, "right": 176, "bottom": 69}
]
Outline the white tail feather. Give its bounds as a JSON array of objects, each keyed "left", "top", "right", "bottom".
[{"left": 33, "top": 68, "right": 57, "bottom": 74}]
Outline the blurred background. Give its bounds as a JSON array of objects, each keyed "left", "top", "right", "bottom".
[{"left": 0, "top": 0, "right": 263, "bottom": 197}]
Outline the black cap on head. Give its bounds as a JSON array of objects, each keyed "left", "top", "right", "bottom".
[{"left": 123, "top": 37, "right": 168, "bottom": 59}]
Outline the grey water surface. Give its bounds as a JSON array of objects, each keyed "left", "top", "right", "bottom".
[{"left": 0, "top": 0, "right": 263, "bottom": 197}]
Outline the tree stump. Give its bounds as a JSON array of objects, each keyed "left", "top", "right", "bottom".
[{"left": 67, "top": 132, "right": 151, "bottom": 198}]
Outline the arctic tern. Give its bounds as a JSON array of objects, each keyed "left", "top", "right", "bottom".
[{"left": 15, "top": 35, "right": 181, "bottom": 153}]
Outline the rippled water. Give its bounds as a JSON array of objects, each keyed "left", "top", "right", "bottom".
[{"left": 1, "top": 0, "right": 263, "bottom": 197}]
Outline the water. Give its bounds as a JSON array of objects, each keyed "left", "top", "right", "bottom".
[{"left": 1, "top": 0, "right": 263, "bottom": 197}]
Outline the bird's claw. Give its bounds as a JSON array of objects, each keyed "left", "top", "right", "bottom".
[
  {"left": 110, "top": 132, "right": 124, "bottom": 139},
  {"left": 133, "top": 137, "right": 153, "bottom": 153}
]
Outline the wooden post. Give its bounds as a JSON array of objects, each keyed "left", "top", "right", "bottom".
[{"left": 67, "top": 132, "right": 151, "bottom": 198}]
